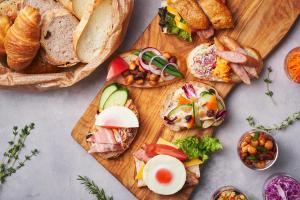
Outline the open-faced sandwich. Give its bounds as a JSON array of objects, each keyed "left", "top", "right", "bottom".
[
  {"left": 133, "top": 136, "right": 222, "bottom": 195},
  {"left": 158, "top": 0, "right": 234, "bottom": 42},
  {"left": 106, "top": 47, "right": 185, "bottom": 87},
  {"left": 187, "top": 36, "right": 263, "bottom": 84},
  {"left": 161, "top": 82, "right": 226, "bottom": 131},
  {"left": 86, "top": 83, "right": 139, "bottom": 159}
]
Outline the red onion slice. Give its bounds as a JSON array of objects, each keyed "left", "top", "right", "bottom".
[
  {"left": 138, "top": 48, "right": 161, "bottom": 71},
  {"left": 149, "top": 55, "right": 167, "bottom": 75},
  {"left": 161, "top": 63, "right": 178, "bottom": 81}
]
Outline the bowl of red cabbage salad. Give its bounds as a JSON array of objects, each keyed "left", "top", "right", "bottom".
[{"left": 263, "top": 173, "right": 300, "bottom": 200}]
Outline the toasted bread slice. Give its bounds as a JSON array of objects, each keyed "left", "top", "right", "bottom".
[
  {"left": 114, "top": 51, "right": 186, "bottom": 88},
  {"left": 40, "top": 8, "right": 79, "bottom": 66},
  {"left": 198, "top": 0, "right": 234, "bottom": 30},
  {"left": 58, "top": 0, "right": 73, "bottom": 13}
]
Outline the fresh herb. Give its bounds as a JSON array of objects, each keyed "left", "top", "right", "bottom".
[
  {"left": 246, "top": 112, "right": 300, "bottom": 133},
  {"left": 252, "top": 132, "right": 260, "bottom": 141},
  {"left": 77, "top": 175, "right": 113, "bottom": 200},
  {"left": 264, "top": 67, "right": 274, "bottom": 100},
  {"left": 256, "top": 146, "right": 268, "bottom": 153},
  {"left": 246, "top": 156, "right": 257, "bottom": 161},
  {"left": 0, "top": 123, "right": 39, "bottom": 184},
  {"left": 174, "top": 136, "right": 223, "bottom": 161}
]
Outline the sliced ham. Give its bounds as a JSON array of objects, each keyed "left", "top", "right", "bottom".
[
  {"left": 196, "top": 27, "right": 214, "bottom": 40},
  {"left": 236, "top": 47, "right": 259, "bottom": 78},
  {"left": 220, "top": 36, "right": 259, "bottom": 78},
  {"left": 87, "top": 126, "right": 117, "bottom": 144},
  {"left": 230, "top": 63, "right": 251, "bottom": 84},
  {"left": 133, "top": 148, "right": 151, "bottom": 163},
  {"left": 88, "top": 143, "right": 123, "bottom": 153},
  {"left": 216, "top": 50, "right": 248, "bottom": 64}
]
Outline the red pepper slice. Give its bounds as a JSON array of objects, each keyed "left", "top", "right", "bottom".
[{"left": 145, "top": 144, "right": 187, "bottom": 161}]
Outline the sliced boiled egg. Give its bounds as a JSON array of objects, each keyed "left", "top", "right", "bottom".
[{"left": 143, "top": 155, "right": 186, "bottom": 195}]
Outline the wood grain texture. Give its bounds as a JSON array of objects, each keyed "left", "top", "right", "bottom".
[{"left": 72, "top": 1, "right": 300, "bottom": 199}]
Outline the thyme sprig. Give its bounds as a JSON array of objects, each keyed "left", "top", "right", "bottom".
[
  {"left": 77, "top": 175, "right": 113, "bottom": 200},
  {"left": 246, "top": 112, "right": 300, "bottom": 133},
  {"left": 0, "top": 123, "right": 39, "bottom": 184},
  {"left": 264, "top": 66, "right": 274, "bottom": 101}
]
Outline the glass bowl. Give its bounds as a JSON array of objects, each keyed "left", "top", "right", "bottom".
[
  {"left": 211, "top": 186, "right": 248, "bottom": 200},
  {"left": 262, "top": 173, "right": 300, "bottom": 200},
  {"left": 237, "top": 129, "right": 278, "bottom": 171},
  {"left": 284, "top": 47, "right": 300, "bottom": 84}
]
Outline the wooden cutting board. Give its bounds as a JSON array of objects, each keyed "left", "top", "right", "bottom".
[{"left": 72, "top": 1, "right": 300, "bottom": 199}]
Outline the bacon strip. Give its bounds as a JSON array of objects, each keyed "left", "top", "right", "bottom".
[
  {"left": 88, "top": 143, "right": 123, "bottom": 153},
  {"left": 87, "top": 127, "right": 117, "bottom": 144}
]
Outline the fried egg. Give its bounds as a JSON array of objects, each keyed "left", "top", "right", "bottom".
[{"left": 142, "top": 155, "right": 186, "bottom": 195}]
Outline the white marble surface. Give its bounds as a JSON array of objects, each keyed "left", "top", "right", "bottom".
[{"left": 0, "top": 1, "right": 300, "bottom": 199}]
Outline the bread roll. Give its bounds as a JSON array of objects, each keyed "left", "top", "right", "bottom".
[
  {"left": 4, "top": 5, "right": 41, "bottom": 71},
  {"left": 0, "top": 15, "right": 12, "bottom": 56}
]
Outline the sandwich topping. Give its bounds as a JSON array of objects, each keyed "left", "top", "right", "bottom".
[
  {"left": 86, "top": 84, "right": 139, "bottom": 157},
  {"left": 161, "top": 83, "right": 226, "bottom": 131}
]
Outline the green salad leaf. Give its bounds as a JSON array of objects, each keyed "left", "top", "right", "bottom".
[
  {"left": 158, "top": 7, "right": 192, "bottom": 42},
  {"left": 174, "top": 136, "right": 223, "bottom": 161}
]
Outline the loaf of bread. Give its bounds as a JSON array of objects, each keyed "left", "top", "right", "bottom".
[
  {"left": 0, "top": 15, "right": 12, "bottom": 56},
  {"left": 40, "top": 8, "right": 79, "bottom": 66},
  {"left": 4, "top": 5, "right": 41, "bottom": 71}
]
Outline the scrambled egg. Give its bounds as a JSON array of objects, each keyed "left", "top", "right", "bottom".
[{"left": 213, "top": 57, "right": 232, "bottom": 82}]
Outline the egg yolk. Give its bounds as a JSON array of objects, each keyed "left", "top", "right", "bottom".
[{"left": 155, "top": 168, "right": 173, "bottom": 184}]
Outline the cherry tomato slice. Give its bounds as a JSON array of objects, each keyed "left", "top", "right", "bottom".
[{"left": 145, "top": 144, "right": 187, "bottom": 161}]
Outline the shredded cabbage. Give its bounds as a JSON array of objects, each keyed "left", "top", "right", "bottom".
[{"left": 264, "top": 175, "right": 300, "bottom": 200}]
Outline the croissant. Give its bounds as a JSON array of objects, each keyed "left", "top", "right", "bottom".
[
  {"left": 4, "top": 6, "right": 41, "bottom": 71},
  {"left": 0, "top": 15, "right": 12, "bottom": 56}
]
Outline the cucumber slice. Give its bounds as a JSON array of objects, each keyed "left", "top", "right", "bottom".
[
  {"left": 99, "top": 84, "right": 118, "bottom": 110},
  {"left": 217, "top": 99, "right": 225, "bottom": 110},
  {"left": 167, "top": 104, "right": 193, "bottom": 117},
  {"left": 200, "top": 91, "right": 213, "bottom": 103},
  {"left": 193, "top": 104, "right": 203, "bottom": 127},
  {"left": 103, "top": 89, "right": 128, "bottom": 109}
]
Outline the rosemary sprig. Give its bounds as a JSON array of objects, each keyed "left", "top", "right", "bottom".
[
  {"left": 246, "top": 112, "right": 300, "bottom": 133},
  {"left": 0, "top": 123, "right": 39, "bottom": 184},
  {"left": 77, "top": 175, "right": 113, "bottom": 200},
  {"left": 264, "top": 67, "right": 274, "bottom": 100}
]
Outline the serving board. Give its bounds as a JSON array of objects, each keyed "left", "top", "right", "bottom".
[{"left": 72, "top": 1, "right": 300, "bottom": 199}]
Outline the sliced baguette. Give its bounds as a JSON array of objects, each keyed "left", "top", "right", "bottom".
[
  {"left": 73, "top": 0, "right": 119, "bottom": 63},
  {"left": 40, "top": 8, "right": 79, "bottom": 66},
  {"left": 72, "top": 0, "right": 94, "bottom": 19}
]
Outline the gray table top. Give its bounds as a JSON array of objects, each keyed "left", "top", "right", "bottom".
[{"left": 1, "top": 1, "right": 300, "bottom": 199}]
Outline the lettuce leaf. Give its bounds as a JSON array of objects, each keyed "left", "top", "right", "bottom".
[
  {"left": 158, "top": 7, "right": 192, "bottom": 42},
  {"left": 174, "top": 136, "right": 223, "bottom": 161}
]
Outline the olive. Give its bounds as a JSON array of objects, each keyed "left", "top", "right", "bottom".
[
  {"left": 207, "top": 110, "right": 215, "bottom": 117},
  {"left": 185, "top": 115, "right": 193, "bottom": 122},
  {"left": 169, "top": 56, "right": 177, "bottom": 63},
  {"left": 134, "top": 72, "right": 146, "bottom": 80}
]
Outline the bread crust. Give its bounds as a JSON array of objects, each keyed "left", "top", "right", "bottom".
[
  {"left": 40, "top": 8, "right": 79, "bottom": 67},
  {"left": 198, "top": 0, "right": 234, "bottom": 30},
  {"left": 172, "top": 0, "right": 209, "bottom": 30}
]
